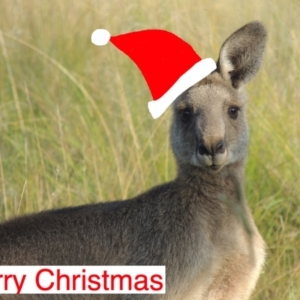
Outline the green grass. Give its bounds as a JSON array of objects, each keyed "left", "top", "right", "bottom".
[{"left": 0, "top": 0, "right": 299, "bottom": 298}]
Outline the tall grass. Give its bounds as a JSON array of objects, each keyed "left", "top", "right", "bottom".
[{"left": 0, "top": 0, "right": 299, "bottom": 298}]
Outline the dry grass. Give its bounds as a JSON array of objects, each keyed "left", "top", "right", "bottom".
[{"left": 0, "top": 0, "right": 299, "bottom": 298}]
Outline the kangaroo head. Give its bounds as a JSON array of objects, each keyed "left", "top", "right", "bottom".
[{"left": 171, "top": 21, "right": 267, "bottom": 173}]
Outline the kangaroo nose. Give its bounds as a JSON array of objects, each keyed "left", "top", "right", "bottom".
[{"left": 199, "top": 140, "right": 225, "bottom": 156}]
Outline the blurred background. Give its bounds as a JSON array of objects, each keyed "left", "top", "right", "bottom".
[{"left": 0, "top": 0, "right": 299, "bottom": 298}]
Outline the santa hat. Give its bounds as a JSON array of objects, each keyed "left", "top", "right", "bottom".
[{"left": 91, "top": 28, "right": 216, "bottom": 119}]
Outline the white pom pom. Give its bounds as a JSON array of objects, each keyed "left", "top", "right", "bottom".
[{"left": 91, "top": 29, "right": 111, "bottom": 46}]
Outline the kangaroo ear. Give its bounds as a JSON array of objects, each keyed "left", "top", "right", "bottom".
[{"left": 217, "top": 21, "right": 267, "bottom": 89}]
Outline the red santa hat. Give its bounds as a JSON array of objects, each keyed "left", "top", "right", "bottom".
[{"left": 91, "top": 28, "right": 216, "bottom": 119}]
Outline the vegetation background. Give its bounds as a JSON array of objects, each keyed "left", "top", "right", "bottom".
[{"left": 0, "top": 0, "right": 299, "bottom": 298}]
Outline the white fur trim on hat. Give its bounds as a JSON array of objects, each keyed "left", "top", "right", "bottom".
[{"left": 148, "top": 58, "right": 216, "bottom": 119}]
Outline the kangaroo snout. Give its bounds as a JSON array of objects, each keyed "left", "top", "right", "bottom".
[
  {"left": 197, "top": 137, "right": 228, "bottom": 169},
  {"left": 198, "top": 139, "right": 225, "bottom": 156}
]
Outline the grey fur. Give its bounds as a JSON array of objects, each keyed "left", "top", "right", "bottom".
[{"left": 0, "top": 21, "right": 267, "bottom": 300}]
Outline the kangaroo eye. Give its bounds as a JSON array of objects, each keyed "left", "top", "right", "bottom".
[
  {"left": 228, "top": 106, "right": 240, "bottom": 119},
  {"left": 179, "top": 109, "right": 193, "bottom": 123}
]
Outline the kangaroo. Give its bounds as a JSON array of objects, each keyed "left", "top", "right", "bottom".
[{"left": 0, "top": 21, "right": 267, "bottom": 300}]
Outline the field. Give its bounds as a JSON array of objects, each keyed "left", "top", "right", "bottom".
[{"left": 0, "top": 0, "right": 299, "bottom": 298}]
